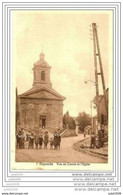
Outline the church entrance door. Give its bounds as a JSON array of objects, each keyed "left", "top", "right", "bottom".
[
  {"left": 40, "top": 115, "right": 46, "bottom": 128},
  {"left": 42, "top": 118, "right": 46, "bottom": 128}
]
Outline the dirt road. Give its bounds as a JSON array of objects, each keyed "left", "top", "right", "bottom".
[{"left": 16, "top": 134, "right": 107, "bottom": 163}]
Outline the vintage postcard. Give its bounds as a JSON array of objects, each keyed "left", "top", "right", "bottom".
[
  {"left": 11, "top": 9, "right": 113, "bottom": 170},
  {"left": 1, "top": 2, "right": 122, "bottom": 194}
]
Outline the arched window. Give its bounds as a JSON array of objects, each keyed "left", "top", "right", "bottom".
[{"left": 41, "top": 71, "right": 45, "bottom": 80}]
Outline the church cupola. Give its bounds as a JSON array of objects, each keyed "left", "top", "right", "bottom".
[{"left": 32, "top": 52, "right": 52, "bottom": 88}]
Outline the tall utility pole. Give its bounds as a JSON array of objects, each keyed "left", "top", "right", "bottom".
[
  {"left": 90, "top": 100, "right": 93, "bottom": 134},
  {"left": 92, "top": 23, "right": 108, "bottom": 128}
]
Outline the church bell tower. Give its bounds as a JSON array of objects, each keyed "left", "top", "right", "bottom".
[{"left": 32, "top": 53, "right": 52, "bottom": 88}]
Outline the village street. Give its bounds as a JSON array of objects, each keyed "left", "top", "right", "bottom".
[{"left": 16, "top": 134, "right": 107, "bottom": 163}]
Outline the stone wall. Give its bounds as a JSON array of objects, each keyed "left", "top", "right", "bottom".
[{"left": 19, "top": 98, "right": 63, "bottom": 132}]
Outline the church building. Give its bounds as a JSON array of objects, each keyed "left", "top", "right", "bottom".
[{"left": 19, "top": 53, "right": 65, "bottom": 132}]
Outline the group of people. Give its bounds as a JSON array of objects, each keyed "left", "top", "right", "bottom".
[
  {"left": 16, "top": 129, "right": 61, "bottom": 150},
  {"left": 90, "top": 130, "right": 105, "bottom": 148}
]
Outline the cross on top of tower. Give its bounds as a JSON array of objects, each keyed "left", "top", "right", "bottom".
[{"left": 40, "top": 52, "right": 45, "bottom": 60}]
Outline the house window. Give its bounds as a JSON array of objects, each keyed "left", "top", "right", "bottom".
[{"left": 41, "top": 71, "right": 45, "bottom": 80}]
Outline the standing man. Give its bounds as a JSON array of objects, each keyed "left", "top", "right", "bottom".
[
  {"left": 35, "top": 133, "right": 39, "bottom": 149},
  {"left": 90, "top": 132, "right": 95, "bottom": 148},
  {"left": 57, "top": 129, "right": 61, "bottom": 149},
  {"left": 21, "top": 129, "right": 25, "bottom": 149},
  {"left": 44, "top": 131, "right": 49, "bottom": 149},
  {"left": 18, "top": 129, "right": 22, "bottom": 149},
  {"left": 84, "top": 131, "right": 86, "bottom": 138},
  {"left": 53, "top": 131, "right": 58, "bottom": 150},
  {"left": 39, "top": 135, "right": 43, "bottom": 149},
  {"left": 30, "top": 133, "right": 34, "bottom": 149},
  {"left": 16, "top": 134, "right": 20, "bottom": 149}
]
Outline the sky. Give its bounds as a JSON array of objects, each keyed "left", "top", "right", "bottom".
[{"left": 13, "top": 10, "right": 112, "bottom": 117}]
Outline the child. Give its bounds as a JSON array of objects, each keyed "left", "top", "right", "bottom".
[{"left": 50, "top": 138, "right": 54, "bottom": 149}]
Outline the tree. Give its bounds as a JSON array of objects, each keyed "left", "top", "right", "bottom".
[
  {"left": 63, "top": 111, "right": 76, "bottom": 129},
  {"left": 63, "top": 111, "right": 69, "bottom": 126},
  {"left": 76, "top": 112, "right": 91, "bottom": 132}
]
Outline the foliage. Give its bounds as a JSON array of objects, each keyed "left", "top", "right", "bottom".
[
  {"left": 76, "top": 112, "right": 91, "bottom": 132},
  {"left": 63, "top": 111, "right": 76, "bottom": 129}
]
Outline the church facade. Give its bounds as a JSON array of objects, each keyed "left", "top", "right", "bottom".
[{"left": 19, "top": 53, "right": 65, "bottom": 132}]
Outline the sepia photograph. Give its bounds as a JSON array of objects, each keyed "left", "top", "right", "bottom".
[
  {"left": 1, "top": 1, "right": 123, "bottom": 194},
  {"left": 14, "top": 10, "right": 112, "bottom": 164},
  {"left": 2, "top": 1, "right": 123, "bottom": 195}
]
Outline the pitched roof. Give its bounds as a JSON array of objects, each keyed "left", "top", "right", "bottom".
[{"left": 19, "top": 86, "right": 66, "bottom": 101}]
